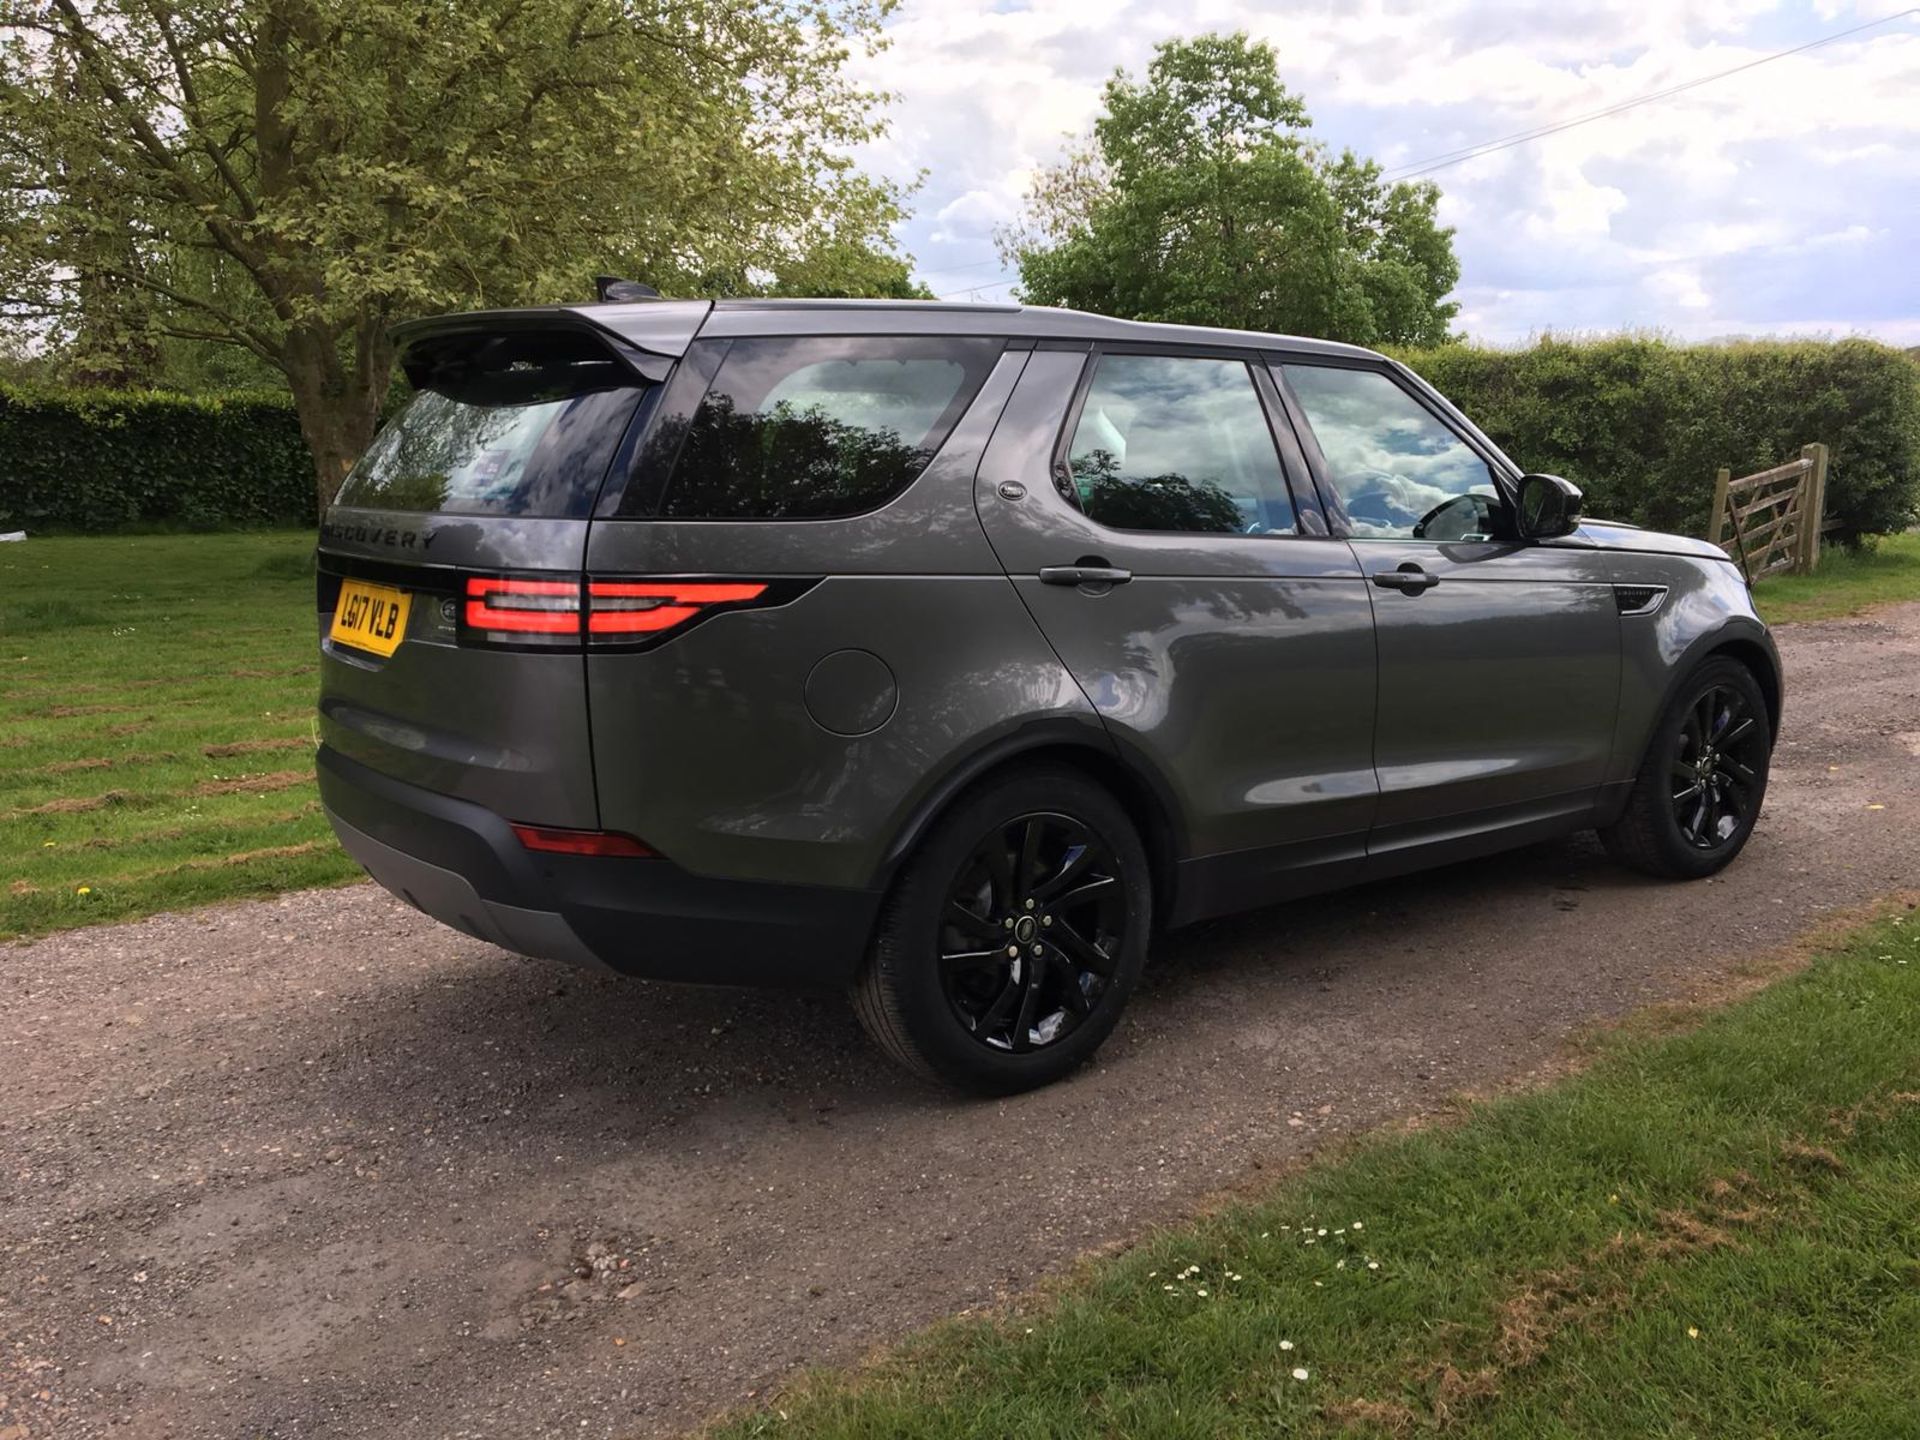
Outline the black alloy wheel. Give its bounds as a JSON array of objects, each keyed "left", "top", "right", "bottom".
[
  {"left": 1669, "top": 682, "right": 1766, "bottom": 851},
  {"left": 852, "top": 766, "right": 1151, "bottom": 1093},
  {"left": 1601, "top": 656, "right": 1772, "bottom": 879},
  {"left": 938, "top": 813, "right": 1127, "bottom": 1053}
]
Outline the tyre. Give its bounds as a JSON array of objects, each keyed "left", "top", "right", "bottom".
[
  {"left": 1600, "top": 657, "right": 1772, "bottom": 879},
  {"left": 852, "top": 766, "right": 1152, "bottom": 1094}
]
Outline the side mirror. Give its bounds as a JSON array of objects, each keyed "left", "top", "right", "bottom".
[{"left": 1516, "top": 473, "right": 1583, "bottom": 540}]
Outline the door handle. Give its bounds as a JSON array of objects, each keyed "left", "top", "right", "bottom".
[
  {"left": 1372, "top": 564, "right": 1440, "bottom": 594},
  {"left": 1040, "top": 564, "right": 1133, "bottom": 588}
]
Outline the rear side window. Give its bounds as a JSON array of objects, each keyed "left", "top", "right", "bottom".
[
  {"left": 336, "top": 330, "right": 646, "bottom": 518},
  {"left": 652, "top": 336, "right": 1002, "bottom": 519},
  {"left": 1066, "top": 353, "right": 1296, "bottom": 535}
]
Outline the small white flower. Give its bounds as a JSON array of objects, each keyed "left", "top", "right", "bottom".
[
  {"left": 1317, "top": 1228, "right": 1328, "bottom": 1237},
  {"left": 1367, "top": 1261, "right": 1380, "bottom": 1271},
  {"left": 1196, "top": 1287, "right": 1209, "bottom": 1297},
  {"left": 1336, "top": 1259, "right": 1346, "bottom": 1269},
  {"left": 1350, "top": 1222, "right": 1363, "bottom": 1231},
  {"left": 1279, "top": 1340, "right": 1294, "bottom": 1351},
  {"left": 1291, "top": 1367, "right": 1310, "bottom": 1381}
]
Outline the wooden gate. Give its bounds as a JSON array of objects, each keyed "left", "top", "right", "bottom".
[{"left": 1708, "top": 442, "right": 1830, "bottom": 580}]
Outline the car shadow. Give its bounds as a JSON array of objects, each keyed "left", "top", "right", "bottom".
[{"left": 250, "top": 829, "right": 1666, "bottom": 1151}]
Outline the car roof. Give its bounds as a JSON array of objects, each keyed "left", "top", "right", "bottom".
[
  {"left": 698, "top": 298, "right": 1384, "bottom": 360},
  {"left": 392, "top": 297, "right": 1387, "bottom": 364}
]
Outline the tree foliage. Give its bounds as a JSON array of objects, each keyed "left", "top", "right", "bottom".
[
  {"left": 1001, "top": 33, "right": 1460, "bottom": 347},
  {"left": 0, "top": 0, "right": 913, "bottom": 505}
]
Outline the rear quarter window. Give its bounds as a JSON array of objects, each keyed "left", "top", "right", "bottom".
[
  {"left": 644, "top": 336, "right": 1003, "bottom": 520},
  {"left": 336, "top": 329, "right": 647, "bottom": 518}
]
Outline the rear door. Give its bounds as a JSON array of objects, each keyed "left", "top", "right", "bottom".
[
  {"left": 579, "top": 329, "right": 1073, "bottom": 891},
  {"left": 1273, "top": 358, "right": 1621, "bottom": 855},
  {"left": 317, "top": 314, "right": 700, "bottom": 828},
  {"left": 973, "top": 346, "right": 1379, "bottom": 921}
]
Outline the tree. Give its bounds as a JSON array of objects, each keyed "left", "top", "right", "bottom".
[
  {"left": 1000, "top": 33, "right": 1460, "bottom": 347},
  {"left": 0, "top": 0, "right": 912, "bottom": 506}
]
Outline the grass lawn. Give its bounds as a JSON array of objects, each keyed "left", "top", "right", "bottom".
[
  {"left": 0, "top": 531, "right": 358, "bottom": 940},
  {"left": 715, "top": 908, "right": 1920, "bottom": 1439},
  {"left": 1753, "top": 531, "right": 1920, "bottom": 623}
]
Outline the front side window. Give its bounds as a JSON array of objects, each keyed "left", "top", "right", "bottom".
[
  {"left": 1065, "top": 354, "right": 1296, "bottom": 535},
  {"left": 1282, "top": 365, "right": 1502, "bottom": 541},
  {"left": 657, "top": 336, "right": 1002, "bottom": 519}
]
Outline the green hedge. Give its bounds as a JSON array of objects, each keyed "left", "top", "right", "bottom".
[
  {"left": 0, "top": 384, "right": 313, "bottom": 532},
  {"left": 4, "top": 338, "right": 1916, "bottom": 540},
  {"left": 1393, "top": 336, "right": 1920, "bottom": 541}
]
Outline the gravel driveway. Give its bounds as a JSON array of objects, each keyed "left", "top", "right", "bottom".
[{"left": 6, "top": 606, "right": 1919, "bottom": 1440}]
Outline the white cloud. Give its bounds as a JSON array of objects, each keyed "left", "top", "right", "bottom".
[{"left": 859, "top": 0, "right": 1920, "bottom": 338}]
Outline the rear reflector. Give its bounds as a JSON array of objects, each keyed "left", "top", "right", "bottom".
[
  {"left": 586, "top": 581, "right": 768, "bottom": 635},
  {"left": 511, "top": 823, "right": 656, "bottom": 858}
]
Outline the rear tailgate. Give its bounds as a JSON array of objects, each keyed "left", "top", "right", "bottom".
[{"left": 316, "top": 305, "right": 708, "bottom": 829}]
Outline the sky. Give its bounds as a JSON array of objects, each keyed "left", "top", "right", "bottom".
[{"left": 848, "top": 0, "right": 1920, "bottom": 346}]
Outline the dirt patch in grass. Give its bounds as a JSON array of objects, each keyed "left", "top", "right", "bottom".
[
  {"left": 9, "top": 789, "right": 132, "bottom": 818},
  {"left": 9, "top": 840, "right": 334, "bottom": 897},
  {"left": 36, "top": 702, "right": 134, "bottom": 719},
  {"left": 192, "top": 768, "right": 309, "bottom": 797},
  {"left": 72, "top": 801, "right": 322, "bottom": 851},
  {"left": 40, "top": 751, "right": 176, "bottom": 775},
  {"left": 227, "top": 664, "right": 317, "bottom": 679},
  {"left": 202, "top": 737, "right": 311, "bottom": 758}
]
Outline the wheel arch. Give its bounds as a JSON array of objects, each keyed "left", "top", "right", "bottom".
[
  {"left": 1703, "top": 634, "right": 1783, "bottom": 738},
  {"left": 872, "top": 724, "right": 1186, "bottom": 926}
]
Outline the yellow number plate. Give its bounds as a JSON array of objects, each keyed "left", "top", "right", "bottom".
[{"left": 329, "top": 580, "right": 413, "bottom": 658}]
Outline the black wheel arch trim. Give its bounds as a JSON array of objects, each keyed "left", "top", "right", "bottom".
[
  {"left": 1636, "top": 619, "right": 1783, "bottom": 765},
  {"left": 870, "top": 716, "right": 1189, "bottom": 917}
]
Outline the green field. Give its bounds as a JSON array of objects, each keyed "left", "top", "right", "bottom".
[
  {"left": 1754, "top": 531, "right": 1920, "bottom": 623},
  {"left": 0, "top": 531, "right": 358, "bottom": 939},
  {"left": 715, "top": 909, "right": 1920, "bottom": 1438}
]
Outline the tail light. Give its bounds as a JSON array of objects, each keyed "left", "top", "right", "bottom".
[
  {"left": 586, "top": 581, "right": 766, "bottom": 635},
  {"left": 460, "top": 575, "right": 792, "bottom": 649},
  {"left": 464, "top": 577, "right": 581, "bottom": 635}
]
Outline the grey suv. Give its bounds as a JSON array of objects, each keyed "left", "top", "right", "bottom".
[{"left": 316, "top": 297, "right": 1781, "bottom": 1092}]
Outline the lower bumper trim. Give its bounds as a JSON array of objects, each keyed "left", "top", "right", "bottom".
[{"left": 317, "top": 745, "right": 881, "bottom": 990}]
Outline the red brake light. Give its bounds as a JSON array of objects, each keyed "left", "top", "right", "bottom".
[
  {"left": 465, "top": 577, "right": 581, "bottom": 634},
  {"left": 511, "top": 823, "right": 655, "bottom": 858},
  {"left": 586, "top": 581, "right": 768, "bottom": 635}
]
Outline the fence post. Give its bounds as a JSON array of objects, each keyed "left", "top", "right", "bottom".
[
  {"left": 1800, "top": 442, "right": 1829, "bottom": 573},
  {"left": 1709, "top": 466, "right": 1731, "bottom": 548}
]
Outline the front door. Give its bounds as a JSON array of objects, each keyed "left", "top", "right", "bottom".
[
  {"left": 973, "top": 347, "right": 1380, "bottom": 921},
  {"left": 1274, "top": 359, "right": 1621, "bottom": 859}
]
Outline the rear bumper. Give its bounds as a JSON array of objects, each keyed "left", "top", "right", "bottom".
[{"left": 317, "top": 746, "right": 879, "bottom": 989}]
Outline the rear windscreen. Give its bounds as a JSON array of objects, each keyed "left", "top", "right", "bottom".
[{"left": 336, "top": 329, "right": 647, "bottom": 518}]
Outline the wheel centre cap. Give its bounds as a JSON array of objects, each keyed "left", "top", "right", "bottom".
[{"left": 1014, "top": 915, "right": 1038, "bottom": 943}]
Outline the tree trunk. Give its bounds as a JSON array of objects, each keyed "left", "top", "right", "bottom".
[{"left": 281, "top": 319, "right": 386, "bottom": 514}]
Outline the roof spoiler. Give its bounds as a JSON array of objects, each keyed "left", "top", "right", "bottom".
[{"left": 390, "top": 300, "right": 712, "bottom": 384}]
